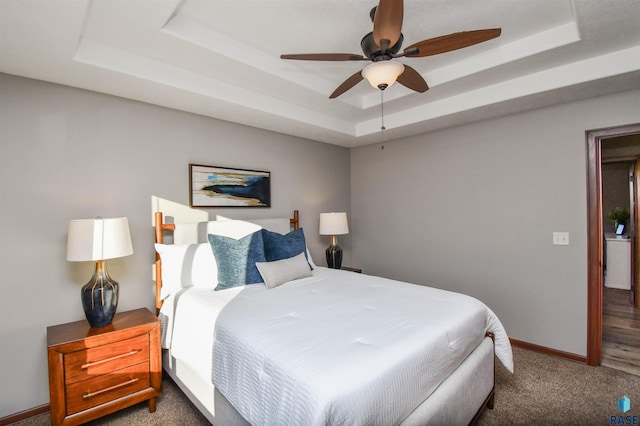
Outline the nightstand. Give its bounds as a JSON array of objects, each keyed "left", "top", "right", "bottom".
[
  {"left": 341, "top": 266, "right": 362, "bottom": 273},
  {"left": 47, "top": 308, "right": 161, "bottom": 425}
]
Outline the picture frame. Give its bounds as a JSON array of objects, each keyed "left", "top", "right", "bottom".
[{"left": 189, "top": 164, "right": 271, "bottom": 208}]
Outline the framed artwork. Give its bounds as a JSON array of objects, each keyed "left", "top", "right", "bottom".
[{"left": 189, "top": 164, "right": 271, "bottom": 208}]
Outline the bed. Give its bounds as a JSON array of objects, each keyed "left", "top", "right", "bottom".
[{"left": 153, "top": 210, "right": 513, "bottom": 425}]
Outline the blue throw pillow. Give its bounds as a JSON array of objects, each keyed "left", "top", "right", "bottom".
[
  {"left": 208, "top": 231, "right": 266, "bottom": 290},
  {"left": 261, "top": 228, "right": 312, "bottom": 269}
]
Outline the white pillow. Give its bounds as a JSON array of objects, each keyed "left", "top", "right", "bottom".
[
  {"left": 173, "top": 219, "right": 265, "bottom": 244},
  {"left": 173, "top": 222, "right": 208, "bottom": 244},
  {"left": 154, "top": 243, "right": 218, "bottom": 299},
  {"left": 207, "top": 219, "right": 262, "bottom": 240},
  {"left": 255, "top": 252, "right": 312, "bottom": 289}
]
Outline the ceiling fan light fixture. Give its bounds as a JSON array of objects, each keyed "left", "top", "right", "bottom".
[{"left": 362, "top": 61, "right": 405, "bottom": 90}]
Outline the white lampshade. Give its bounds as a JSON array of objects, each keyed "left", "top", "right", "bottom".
[
  {"left": 319, "top": 212, "right": 349, "bottom": 236},
  {"left": 362, "top": 61, "right": 405, "bottom": 89},
  {"left": 67, "top": 217, "right": 133, "bottom": 261}
]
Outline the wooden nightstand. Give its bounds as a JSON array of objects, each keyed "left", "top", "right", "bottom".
[
  {"left": 47, "top": 308, "right": 162, "bottom": 425},
  {"left": 341, "top": 266, "right": 362, "bottom": 273}
]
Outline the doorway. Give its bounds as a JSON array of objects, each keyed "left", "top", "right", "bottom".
[{"left": 586, "top": 123, "right": 640, "bottom": 370}]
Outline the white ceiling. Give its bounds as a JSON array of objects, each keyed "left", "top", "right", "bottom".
[{"left": 1, "top": 0, "right": 639, "bottom": 148}]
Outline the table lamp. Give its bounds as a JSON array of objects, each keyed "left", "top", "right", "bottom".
[
  {"left": 67, "top": 217, "right": 133, "bottom": 328},
  {"left": 319, "top": 212, "right": 349, "bottom": 269}
]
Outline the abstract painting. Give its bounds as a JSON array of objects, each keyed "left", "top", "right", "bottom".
[{"left": 190, "top": 164, "right": 271, "bottom": 207}]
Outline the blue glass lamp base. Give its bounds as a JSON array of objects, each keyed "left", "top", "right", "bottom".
[
  {"left": 81, "top": 260, "right": 119, "bottom": 328},
  {"left": 326, "top": 244, "right": 343, "bottom": 269}
]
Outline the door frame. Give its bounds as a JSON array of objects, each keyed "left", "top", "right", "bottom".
[{"left": 586, "top": 122, "right": 640, "bottom": 366}]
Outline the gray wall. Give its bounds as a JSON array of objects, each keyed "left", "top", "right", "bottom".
[
  {"left": 351, "top": 89, "right": 640, "bottom": 357},
  {"left": 3, "top": 70, "right": 640, "bottom": 417},
  {"left": 0, "top": 73, "right": 351, "bottom": 417}
]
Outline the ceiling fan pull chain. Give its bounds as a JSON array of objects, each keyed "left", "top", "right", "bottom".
[{"left": 380, "top": 89, "right": 386, "bottom": 131}]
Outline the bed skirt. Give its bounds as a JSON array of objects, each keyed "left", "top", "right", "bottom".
[{"left": 163, "top": 335, "right": 495, "bottom": 425}]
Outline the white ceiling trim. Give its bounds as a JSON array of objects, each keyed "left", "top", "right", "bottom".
[
  {"left": 162, "top": 13, "right": 340, "bottom": 98},
  {"left": 73, "top": 37, "right": 640, "bottom": 144},
  {"left": 74, "top": 38, "right": 356, "bottom": 137},
  {"left": 73, "top": 24, "right": 592, "bottom": 142}
]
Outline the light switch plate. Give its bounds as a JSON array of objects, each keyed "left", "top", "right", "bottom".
[{"left": 553, "top": 232, "right": 570, "bottom": 245}]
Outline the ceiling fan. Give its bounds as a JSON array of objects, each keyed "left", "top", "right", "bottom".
[{"left": 281, "top": 0, "right": 501, "bottom": 99}]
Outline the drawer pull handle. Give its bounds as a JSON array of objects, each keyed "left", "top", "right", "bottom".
[
  {"left": 83, "top": 378, "right": 139, "bottom": 399},
  {"left": 81, "top": 350, "right": 140, "bottom": 369}
]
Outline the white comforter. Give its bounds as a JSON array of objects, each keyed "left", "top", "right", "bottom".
[{"left": 212, "top": 268, "right": 512, "bottom": 426}]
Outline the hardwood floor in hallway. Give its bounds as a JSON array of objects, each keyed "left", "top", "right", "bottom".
[{"left": 602, "top": 287, "right": 640, "bottom": 375}]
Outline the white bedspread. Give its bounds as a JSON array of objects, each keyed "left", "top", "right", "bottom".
[{"left": 212, "top": 268, "right": 513, "bottom": 426}]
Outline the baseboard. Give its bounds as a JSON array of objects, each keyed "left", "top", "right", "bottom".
[
  {"left": 0, "top": 404, "right": 49, "bottom": 426},
  {"left": 510, "top": 338, "right": 588, "bottom": 363}
]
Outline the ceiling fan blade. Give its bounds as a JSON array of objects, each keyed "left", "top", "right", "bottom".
[
  {"left": 396, "top": 65, "right": 429, "bottom": 93},
  {"left": 329, "top": 71, "right": 365, "bottom": 99},
  {"left": 281, "top": 53, "right": 366, "bottom": 61},
  {"left": 373, "top": 0, "right": 403, "bottom": 50},
  {"left": 404, "top": 28, "right": 501, "bottom": 58}
]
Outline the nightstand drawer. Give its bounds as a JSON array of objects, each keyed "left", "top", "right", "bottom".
[
  {"left": 48, "top": 308, "right": 162, "bottom": 425},
  {"left": 64, "top": 334, "right": 150, "bottom": 384},
  {"left": 65, "top": 362, "right": 150, "bottom": 415}
]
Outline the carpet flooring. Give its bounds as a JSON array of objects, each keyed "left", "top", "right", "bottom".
[
  {"left": 478, "top": 347, "right": 640, "bottom": 425},
  {"left": 10, "top": 346, "right": 640, "bottom": 425}
]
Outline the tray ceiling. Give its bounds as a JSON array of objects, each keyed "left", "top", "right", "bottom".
[{"left": 1, "top": 0, "right": 639, "bottom": 147}]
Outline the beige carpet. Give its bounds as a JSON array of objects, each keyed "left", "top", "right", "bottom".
[
  {"left": 10, "top": 347, "right": 640, "bottom": 425},
  {"left": 479, "top": 347, "right": 640, "bottom": 425}
]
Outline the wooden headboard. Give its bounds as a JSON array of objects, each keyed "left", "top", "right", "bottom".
[{"left": 153, "top": 210, "right": 300, "bottom": 313}]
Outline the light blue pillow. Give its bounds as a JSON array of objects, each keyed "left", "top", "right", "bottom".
[
  {"left": 262, "top": 228, "right": 312, "bottom": 269},
  {"left": 208, "top": 231, "right": 266, "bottom": 290}
]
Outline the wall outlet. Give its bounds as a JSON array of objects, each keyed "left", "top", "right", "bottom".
[{"left": 553, "top": 232, "right": 570, "bottom": 245}]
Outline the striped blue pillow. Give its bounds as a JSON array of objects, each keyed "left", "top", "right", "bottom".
[{"left": 208, "top": 231, "right": 266, "bottom": 290}]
